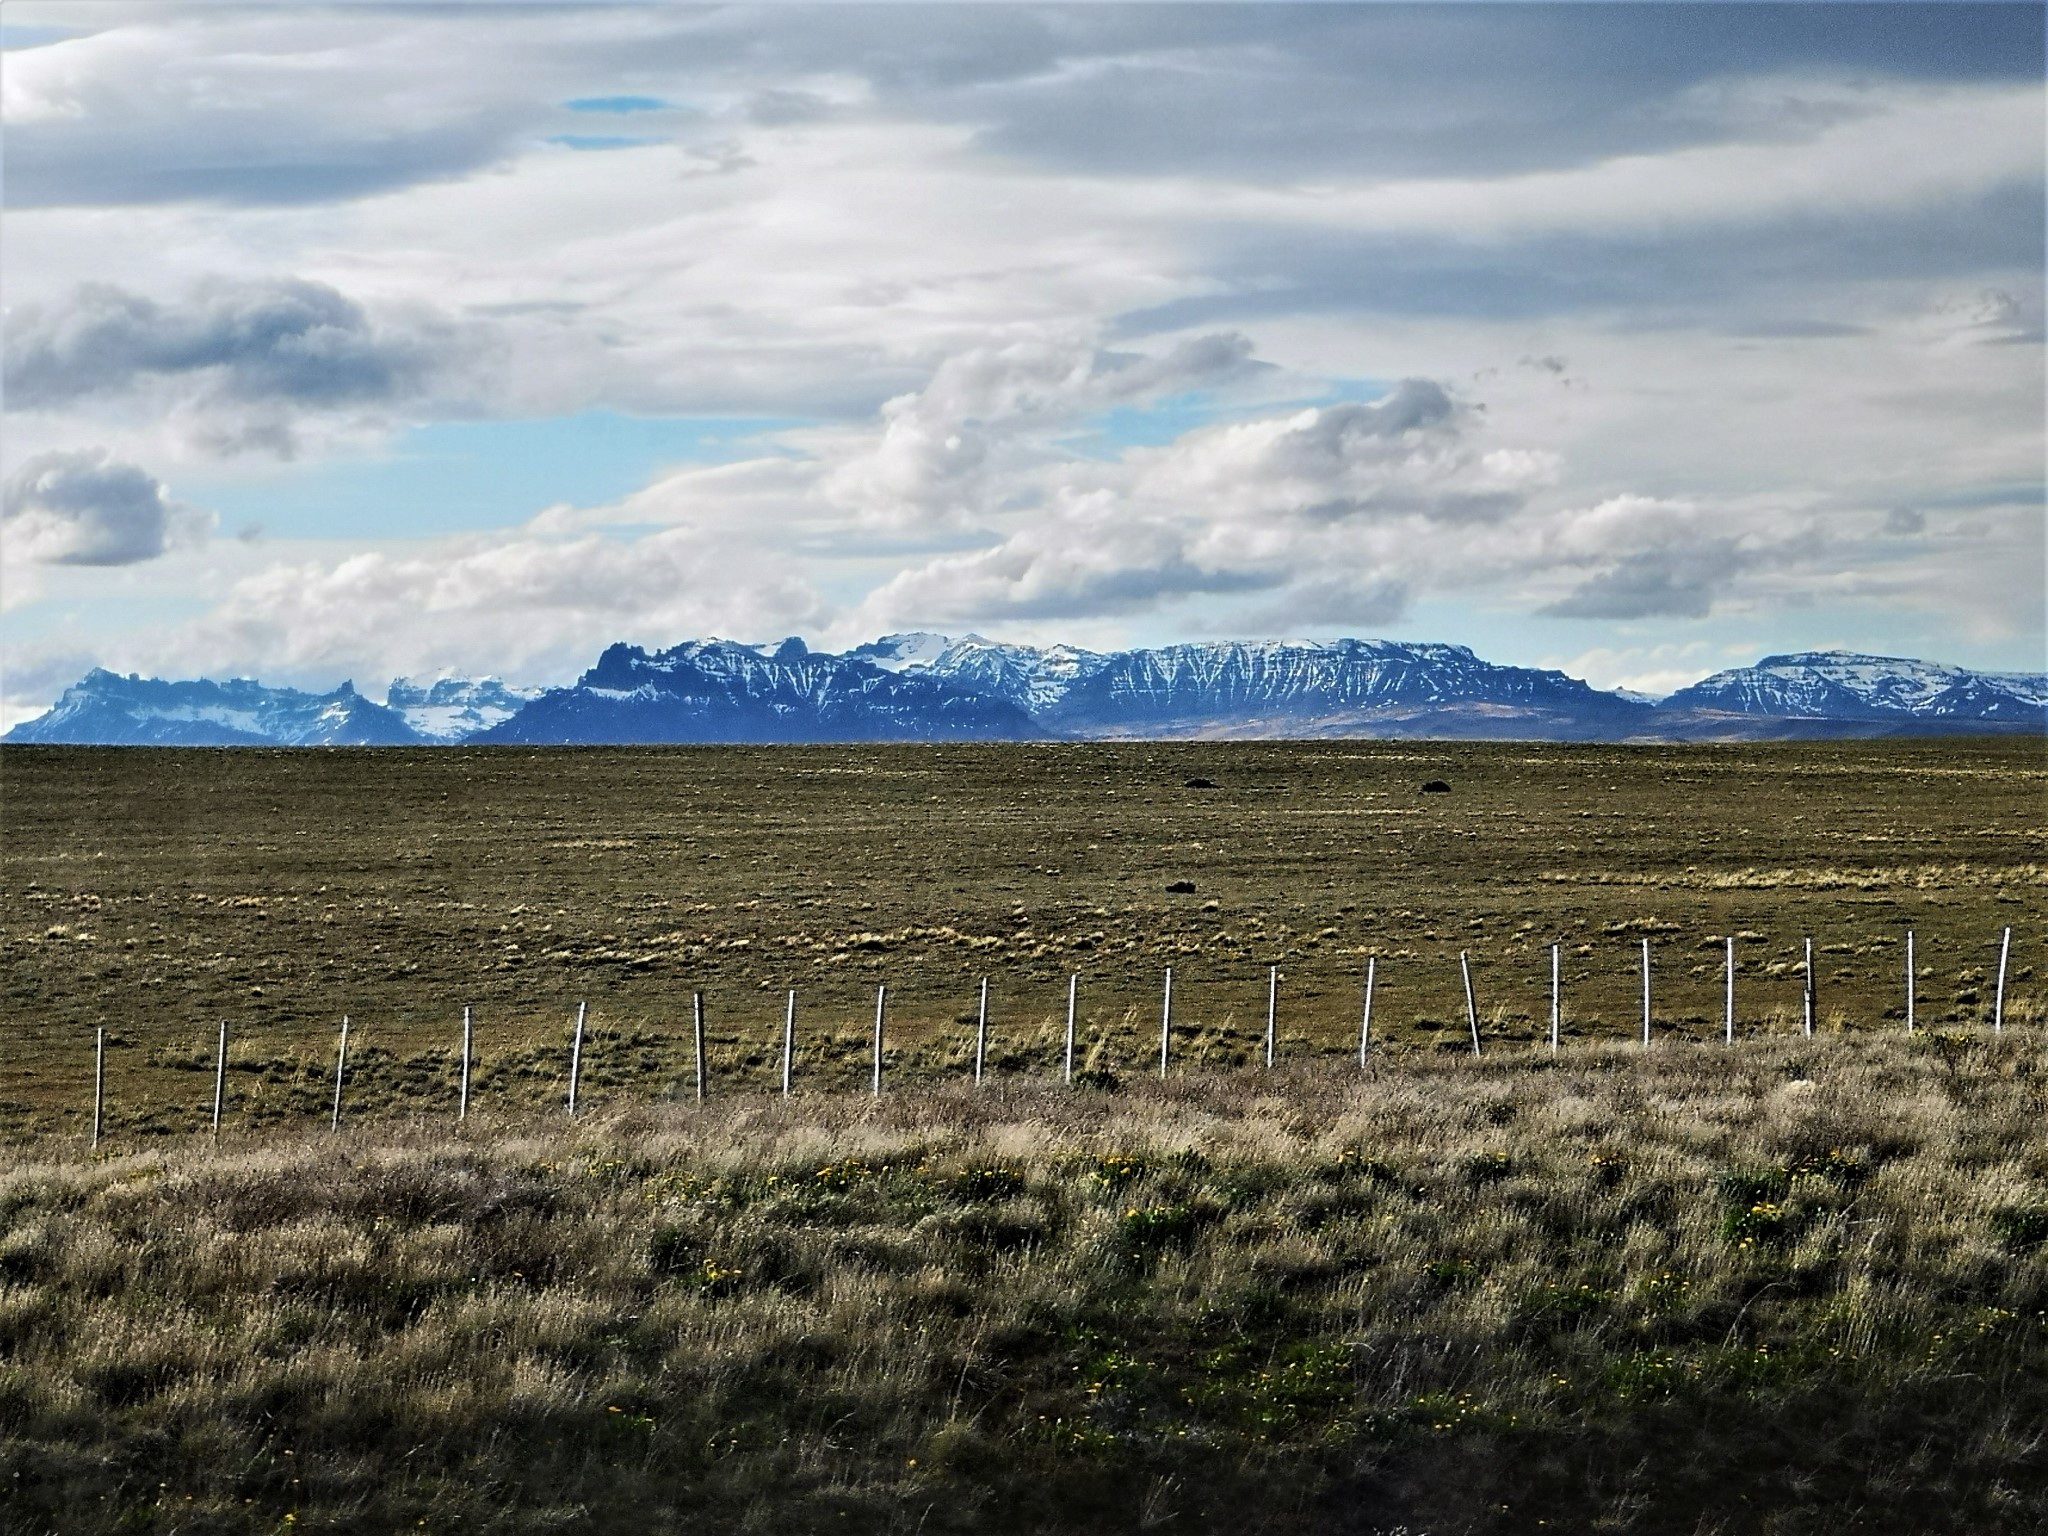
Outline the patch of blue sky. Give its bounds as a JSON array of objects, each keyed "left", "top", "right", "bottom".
[
  {"left": 1063, "top": 392, "right": 1233, "bottom": 457},
  {"left": 1065, "top": 379, "right": 1391, "bottom": 458},
  {"left": 0, "top": 25, "right": 83, "bottom": 50},
  {"left": 180, "top": 411, "right": 808, "bottom": 542},
  {"left": 0, "top": 581, "right": 219, "bottom": 650},
  {"left": 547, "top": 134, "right": 663, "bottom": 151},
  {"left": 565, "top": 96, "right": 672, "bottom": 113}
]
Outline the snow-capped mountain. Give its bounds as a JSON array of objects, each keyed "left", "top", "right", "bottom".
[
  {"left": 846, "top": 632, "right": 1111, "bottom": 712},
  {"left": 837, "top": 634, "right": 1647, "bottom": 736},
  {"left": 4, "top": 670, "right": 423, "bottom": 746},
  {"left": 1661, "top": 652, "right": 2048, "bottom": 726},
  {"left": 926, "top": 638, "right": 1112, "bottom": 713},
  {"left": 11, "top": 642, "right": 2040, "bottom": 746},
  {"left": 1042, "top": 638, "right": 1650, "bottom": 735},
  {"left": 843, "top": 632, "right": 956, "bottom": 672},
  {"left": 386, "top": 676, "right": 540, "bottom": 741},
  {"left": 473, "top": 637, "right": 1039, "bottom": 744}
]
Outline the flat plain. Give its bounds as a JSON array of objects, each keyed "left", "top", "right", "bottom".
[
  {"left": 2, "top": 737, "right": 2047, "bottom": 1534},
  {"left": 0, "top": 737, "right": 2040, "bottom": 1135}
]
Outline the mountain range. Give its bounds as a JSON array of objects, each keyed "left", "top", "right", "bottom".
[{"left": 7, "top": 639, "right": 2043, "bottom": 747}]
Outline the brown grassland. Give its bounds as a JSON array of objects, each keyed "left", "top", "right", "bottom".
[{"left": 0, "top": 737, "right": 2044, "bottom": 1532}]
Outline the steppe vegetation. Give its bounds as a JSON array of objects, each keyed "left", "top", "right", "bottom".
[
  {"left": 0, "top": 738, "right": 2040, "bottom": 1134},
  {"left": 0, "top": 737, "right": 2042, "bottom": 1531},
  {"left": 4, "top": 1043, "right": 2047, "bottom": 1533}
]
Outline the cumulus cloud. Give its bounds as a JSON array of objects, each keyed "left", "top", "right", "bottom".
[
  {"left": 1, "top": 449, "right": 210, "bottom": 566},
  {"left": 856, "top": 372, "right": 1552, "bottom": 630},
  {"left": 819, "top": 331, "right": 1262, "bottom": 528},
  {"left": 1122, "top": 379, "right": 1535, "bottom": 524},
  {"left": 8, "top": 279, "right": 435, "bottom": 408},
  {"left": 2, "top": 9, "right": 597, "bottom": 207},
  {"left": 153, "top": 523, "right": 828, "bottom": 692},
  {"left": 861, "top": 493, "right": 1281, "bottom": 623},
  {"left": 1539, "top": 543, "right": 1751, "bottom": 620},
  {"left": 2, "top": 7, "right": 2039, "bottom": 692},
  {"left": 2, "top": 276, "right": 490, "bottom": 463}
]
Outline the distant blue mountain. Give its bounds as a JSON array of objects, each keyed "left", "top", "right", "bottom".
[
  {"left": 8, "top": 642, "right": 2041, "bottom": 746},
  {"left": 5, "top": 669, "right": 422, "bottom": 746},
  {"left": 385, "top": 675, "right": 539, "bottom": 740},
  {"left": 1660, "top": 651, "right": 2048, "bottom": 728},
  {"left": 472, "top": 637, "right": 1040, "bottom": 744},
  {"left": 1047, "top": 638, "right": 1648, "bottom": 736}
]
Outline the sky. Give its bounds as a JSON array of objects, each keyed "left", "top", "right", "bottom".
[{"left": 1, "top": 1, "right": 2042, "bottom": 726}]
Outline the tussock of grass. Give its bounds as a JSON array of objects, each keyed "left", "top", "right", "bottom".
[{"left": 2, "top": 1037, "right": 2046, "bottom": 1532}]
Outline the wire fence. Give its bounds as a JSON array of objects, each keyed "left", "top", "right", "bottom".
[{"left": 47, "top": 923, "right": 2027, "bottom": 1146}]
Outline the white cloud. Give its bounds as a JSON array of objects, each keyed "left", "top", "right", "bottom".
[
  {"left": 1, "top": 448, "right": 211, "bottom": 566},
  {"left": 856, "top": 374, "right": 1555, "bottom": 630},
  {"left": 819, "top": 330, "right": 1261, "bottom": 528},
  {"left": 0, "top": 6, "right": 2039, "bottom": 706},
  {"left": 1140, "top": 79, "right": 2042, "bottom": 242},
  {"left": 1548, "top": 640, "right": 1734, "bottom": 698},
  {"left": 146, "top": 522, "right": 829, "bottom": 694},
  {"left": 5, "top": 276, "right": 483, "bottom": 461}
]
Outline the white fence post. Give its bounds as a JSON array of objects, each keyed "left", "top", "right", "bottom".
[
  {"left": 212, "top": 1019, "right": 228, "bottom": 1137},
  {"left": 567, "top": 1000, "right": 586, "bottom": 1116},
  {"left": 91, "top": 1027, "right": 105, "bottom": 1150},
  {"left": 1461, "top": 951, "right": 1481, "bottom": 1057},
  {"left": 331, "top": 1016, "right": 349, "bottom": 1132},
  {"left": 1994, "top": 927, "right": 2011, "bottom": 1034},
  {"left": 871, "top": 985, "right": 886, "bottom": 1097},
  {"left": 1905, "top": 930, "right": 1916, "bottom": 1035},
  {"left": 1064, "top": 973, "right": 1078, "bottom": 1085},
  {"left": 1550, "top": 943, "right": 1561, "bottom": 1054},
  {"left": 1159, "top": 967, "right": 1173, "bottom": 1078},
  {"left": 458, "top": 1006, "right": 473, "bottom": 1121},
  {"left": 975, "top": 977, "right": 989, "bottom": 1085},
  {"left": 1640, "top": 938, "right": 1652, "bottom": 1047},
  {"left": 1264, "top": 965, "right": 1278, "bottom": 1070},
  {"left": 1358, "top": 957, "right": 1376, "bottom": 1067},
  {"left": 1803, "top": 938, "right": 1814, "bottom": 1039},
  {"left": 1724, "top": 936, "right": 1736, "bottom": 1045},
  {"left": 781, "top": 990, "right": 796, "bottom": 1098},
  {"left": 692, "top": 991, "right": 706, "bottom": 1102}
]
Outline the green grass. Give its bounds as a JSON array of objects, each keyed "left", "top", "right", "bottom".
[{"left": 3, "top": 1035, "right": 2046, "bottom": 1533}]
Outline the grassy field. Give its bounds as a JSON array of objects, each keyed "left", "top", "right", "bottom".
[
  {"left": 0, "top": 738, "right": 2045, "bottom": 1532},
  {"left": 0, "top": 738, "right": 2040, "bottom": 1137},
  {"left": 2, "top": 1042, "right": 2047, "bottom": 1534}
]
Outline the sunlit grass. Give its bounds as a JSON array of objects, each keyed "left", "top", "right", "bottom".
[{"left": 2, "top": 1033, "right": 2044, "bottom": 1532}]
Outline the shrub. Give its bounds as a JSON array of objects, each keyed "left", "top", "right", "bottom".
[
  {"left": 1118, "top": 1202, "right": 1205, "bottom": 1253},
  {"left": 1990, "top": 1206, "right": 2048, "bottom": 1250},
  {"left": 951, "top": 1163, "right": 1027, "bottom": 1202}
]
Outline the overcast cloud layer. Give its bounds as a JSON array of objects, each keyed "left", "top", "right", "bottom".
[{"left": 2, "top": 3, "right": 2041, "bottom": 723}]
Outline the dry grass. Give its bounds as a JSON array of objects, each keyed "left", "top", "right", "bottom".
[
  {"left": 2, "top": 737, "right": 2042, "bottom": 1141},
  {"left": 3, "top": 1035, "right": 2046, "bottom": 1534}
]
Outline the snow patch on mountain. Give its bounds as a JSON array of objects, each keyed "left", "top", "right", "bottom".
[
  {"left": 4, "top": 670, "right": 422, "bottom": 746},
  {"left": 11, "top": 642, "right": 2040, "bottom": 746},
  {"left": 474, "top": 638, "right": 1040, "bottom": 744},
  {"left": 844, "top": 632, "right": 955, "bottom": 672},
  {"left": 922, "top": 637, "right": 1112, "bottom": 712},
  {"left": 1663, "top": 651, "right": 2048, "bottom": 722},
  {"left": 386, "top": 676, "right": 540, "bottom": 741}
]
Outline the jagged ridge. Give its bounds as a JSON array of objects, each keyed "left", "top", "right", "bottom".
[
  {"left": 9, "top": 643, "right": 2041, "bottom": 746},
  {"left": 472, "top": 637, "right": 1040, "bottom": 744},
  {"left": 1664, "top": 652, "right": 2048, "bottom": 723},
  {"left": 387, "top": 676, "right": 540, "bottom": 742},
  {"left": 5, "top": 670, "right": 421, "bottom": 746}
]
